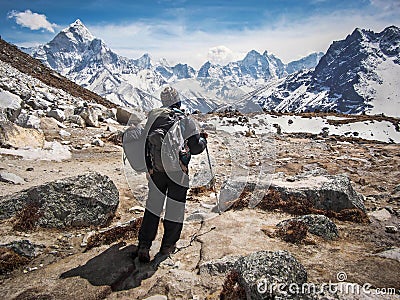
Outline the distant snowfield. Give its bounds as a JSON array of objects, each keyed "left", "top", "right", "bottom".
[
  {"left": 357, "top": 57, "right": 400, "bottom": 117},
  {"left": 207, "top": 113, "right": 400, "bottom": 143}
]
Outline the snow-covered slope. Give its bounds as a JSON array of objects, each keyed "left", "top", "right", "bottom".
[{"left": 247, "top": 26, "right": 400, "bottom": 116}]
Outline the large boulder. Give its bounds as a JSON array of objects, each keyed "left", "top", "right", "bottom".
[
  {"left": 75, "top": 105, "right": 100, "bottom": 127},
  {"left": 15, "top": 112, "right": 41, "bottom": 129},
  {"left": 232, "top": 250, "right": 307, "bottom": 300},
  {"left": 0, "top": 120, "right": 45, "bottom": 149},
  {"left": 0, "top": 90, "right": 21, "bottom": 122},
  {"left": 0, "top": 172, "right": 119, "bottom": 228},
  {"left": 270, "top": 174, "right": 366, "bottom": 213},
  {"left": 116, "top": 106, "right": 144, "bottom": 125}
]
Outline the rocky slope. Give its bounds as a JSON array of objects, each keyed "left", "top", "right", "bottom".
[{"left": 0, "top": 38, "right": 114, "bottom": 110}]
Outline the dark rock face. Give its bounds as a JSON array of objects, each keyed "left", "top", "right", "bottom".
[
  {"left": 0, "top": 172, "right": 119, "bottom": 228},
  {"left": 1, "top": 240, "right": 38, "bottom": 259},
  {"left": 277, "top": 214, "right": 339, "bottom": 240},
  {"left": 233, "top": 250, "right": 307, "bottom": 300}
]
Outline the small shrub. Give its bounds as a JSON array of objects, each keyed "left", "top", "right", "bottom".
[
  {"left": 276, "top": 220, "right": 309, "bottom": 243},
  {"left": 13, "top": 201, "right": 43, "bottom": 232},
  {"left": 85, "top": 217, "right": 143, "bottom": 251},
  {"left": 220, "top": 271, "right": 246, "bottom": 300},
  {"left": 0, "top": 247, "right": 29, "bottom": 274}
]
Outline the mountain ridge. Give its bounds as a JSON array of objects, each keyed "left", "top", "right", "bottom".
[
  {"left": 21, "top": 20, "right": 400, "bottom": 116},
  {"left": 24, "top": 20, "right": 323, "bottom": 112}
]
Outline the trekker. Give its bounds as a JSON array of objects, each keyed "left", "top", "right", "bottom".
[{"left": 136, "top": 86, "right": 207, "bottom": 263}]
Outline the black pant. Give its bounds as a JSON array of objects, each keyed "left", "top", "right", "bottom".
[{"left": 138, "top": 171, "right": 188, "bottom": 249}]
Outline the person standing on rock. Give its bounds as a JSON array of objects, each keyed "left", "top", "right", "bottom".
[{"left": 135, "top": 86, "right": 207, "bottom": 263}]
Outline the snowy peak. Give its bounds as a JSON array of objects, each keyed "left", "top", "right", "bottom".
[
  {"left": 250, "top": 25, "right": 400, "bottom": 116},
  {"left": 62, "top": 19, "right": 95, "bottom": 44},
  {"left": 286, "top": 52, "right": 324, "bottom": 74},
  {"left": 48, "top": 19, "right": 95, "bottom": 53},
  {"left": 239, "top": 50, "right": 272, "bottom": 79}
]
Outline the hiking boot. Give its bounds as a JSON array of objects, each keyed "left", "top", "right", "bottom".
[
  {"left": 137, "top": 247, "right": 150, "bottom": 263},
  {"left": 160, "top": 244, "right": 176, "bottom": 256}
]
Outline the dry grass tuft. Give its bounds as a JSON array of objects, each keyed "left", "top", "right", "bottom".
[
  {"left": 85, "top": 217, "right": 142, "bottom": 251},
  {"left": 275, "top": 220, "right": 309, "bottom": 243},
  {"left": 13, "top": 201, "right": 43, "bottom": 232},
  {"left": 0, "top": 247, "right": 29, "bottom": 274},
  {"left": 220, "top": 270, "right": 246, "bottom": 300}
]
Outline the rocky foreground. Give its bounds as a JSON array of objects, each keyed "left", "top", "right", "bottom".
[{"left": 0, "top": 112, "right": 399, "bottom": 299}]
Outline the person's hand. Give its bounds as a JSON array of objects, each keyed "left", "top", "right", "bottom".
[{"left": 200, "top": 131, "right": 208, "bottom": 139}]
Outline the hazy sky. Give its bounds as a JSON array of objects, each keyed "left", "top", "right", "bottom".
[{"left": 1, "top": 0, "right": 399, "bottom": 68}]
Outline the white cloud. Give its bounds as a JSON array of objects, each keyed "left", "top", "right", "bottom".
[
  {"left": 8, "top": 10, "right": 56, "bottom": 33},
  {"left": 207, "top": 46, "right": 234, "bottom": 65}
]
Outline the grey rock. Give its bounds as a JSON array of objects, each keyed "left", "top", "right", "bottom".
[
  {"left": 1, "top": 240, "right": 40, "bottom": 258},
  {"left": 375, "top": 247, "right": 400, "bottom": 262},
  {"left": 59, "top": 129, "right": 71, "bottom": 138},
  {"left": 75, "top": 106, "right": 100, "bottom": 127},
  {"left": 218, "top": 176, "right": 272, "bottom": 211},
  {"left": 16, "top": 112, "right": 41, "bottom": 129},
  {"left": 199, "top": 255, "right": 241, "bottom": 275},
  {"left": 91, "top": 138, "right": 104, "bottom": 147},
  {"left": 46, "top": 109, "right": 66, "bottom": 122},
  {"left": 0, "top": 171, "right": 25, "bottom": 185},
  {"left": 26, "top": 97, "right": 52, "bottom": 110},
  {"left": 0, "top": 172, "right": 119, "bottom": 228},
  {"left": 201, "top": 122, "right": 217, "bottom": 131},
  {"left": 233, "top": 250, "right": 307, "bottom": 300},
  {"left": 270, "top": 173, "right": 366, "bottom": 213},
  {"left": 67, "top": 115, "right": 86, "bottom": 128},
  {"left": 116, "top": 106, "right": 144, "bottom": 125},
  {"left": 0, "top": 90, "right": 22, "bottom": 122},
  {"left": 369, "top": 208, "right": 392, "bottom": 222},
  {"left": 277, "top": 214, "right": 339, "bottom": 240}
]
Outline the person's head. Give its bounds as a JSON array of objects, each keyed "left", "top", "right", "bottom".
[{"left": 160, "top": 86, "right": 181, "bottom": 108}]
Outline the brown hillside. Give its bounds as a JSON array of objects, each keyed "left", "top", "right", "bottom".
[{"left": 0, "top": 38, "right": 116, "bottom": 109}]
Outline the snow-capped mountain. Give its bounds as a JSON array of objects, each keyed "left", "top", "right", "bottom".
[
  {"left": 24, "top": 20, "right": 323, "bottom": 113},
  {"left": 245, "top": 26, "right": 400, "bottom": 116},
  {"left": 197, "top": 50, "right": 323, "bottom": 85},
  {"left": 25, "top": 20, "right": 164, "bottom": 111}
]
